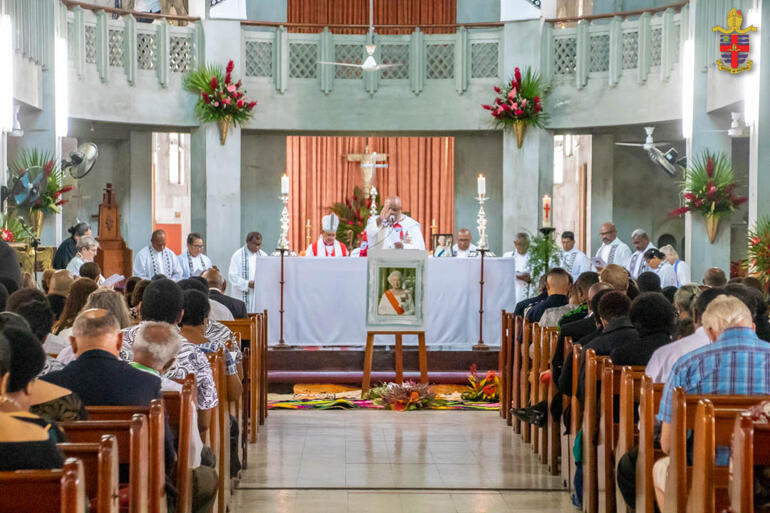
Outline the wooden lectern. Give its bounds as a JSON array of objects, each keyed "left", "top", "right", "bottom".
[{"left": 94, "top": 183, "right": 132, "bottom": 280}]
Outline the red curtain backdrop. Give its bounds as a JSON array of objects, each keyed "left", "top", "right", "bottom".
[
  {"left": 286, "top": 0, "right": 456, "bottom": 33},
  {"left": 286, "top": 136, "right": 455, "bottom": 251}
]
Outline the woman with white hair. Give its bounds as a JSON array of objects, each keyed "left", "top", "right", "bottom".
[
  {"left": 377, "top": 270, "right": 414, "bottom": 316},
  {"left": 65, "top": 236, "right": 99, "bottom": 277},
  {"left": 659, "top": 244, "right": 691, "bottom": 286}
]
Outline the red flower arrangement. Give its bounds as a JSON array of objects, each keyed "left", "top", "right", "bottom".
[
  {"left": 481, "top": 66, "right": 547, "bottom": 130},
  {"left": 329, "top": 186, "right": 381, "bottom": 248},
  {"left": 746, "top": 218, "right": 770, "bottom": 287},
  {"left": 461, "top": 364, "right": 499, "bottom": 402},
  {"left": 669, "top": 151, "right": 747, "bottom": 219}
]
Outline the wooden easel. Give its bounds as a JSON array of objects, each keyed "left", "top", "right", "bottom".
[{"left": 361, "top": 330, "right": 428, "bottom": 396}]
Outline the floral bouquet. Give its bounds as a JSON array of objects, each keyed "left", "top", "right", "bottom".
[
  {"left": 0, "top": 213, "right": 24, "bottom": 242},
  {"left": 669, "top": 151, "right": 746, "bottom": 243},
  {"left": 183, "top": 60, "right": 257, "bottom": 144},
  {"left": 329, "top": 186, "right": 381, "bottom": 249},
  {"left": 481, "top": 66, "right": 547, "bottom": 147},
  {"left": 8, "top": 149, "right": 73, "bottom": 216},
  {"left": 461, "top": 364, "right": 499, "bottom": 402},
  {"left": 367, "top": 381, "right": 439, "bottom": 411},
  {"left": 747, "top": 218, "right": 770, "bottom": 287}
]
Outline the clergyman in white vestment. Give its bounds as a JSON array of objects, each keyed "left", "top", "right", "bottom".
[
  {"left": 502, "top": 232, "right": 533, "bottom": 303},
  {"left": 228, "top": 231, "right": 267, "bottom": 313},
  {"left": 305, "top": 214, "right": 349, "bottom": 257},
  {"left": 593, "top": 222, "right": 632, "bottom": 271},
  {"left": 178, "top": 232, "right": 214, "bottom": 278},
  {"left": 559, "top": 231, "right": 590, "bottom": 282},
  {"left": 452, "top": 228, "right": 478, "bottom": 258},
  {"left": 133, "top": 229, "right": 184, "bottom": 280},
  {"left": 626, "top": 229, "right": 656, "bottom": 279},
  {"left": 365, "top": 196, "right": 426, "bottom": 251}
]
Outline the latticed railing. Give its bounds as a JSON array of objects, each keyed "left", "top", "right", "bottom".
[
  {"left": 242, "top": 26, "right": 501, "bottom": 96},
  {"left": 65, "top": 4, "right": 203, "bottom": 87},
  {"left": 541, "top": 5, "right": 686, "bottom": 88},
  {"left": 2, "top": 0, "right": 55, "bottom": 68}
]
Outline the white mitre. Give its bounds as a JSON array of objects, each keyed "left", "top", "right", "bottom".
[{"left": 323, "top": 213, "right": 340, "bottom": 232}]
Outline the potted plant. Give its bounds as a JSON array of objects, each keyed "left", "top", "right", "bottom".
[
  {"left": 183, "top": 60, "right": 257, "bottom": 145},
  {"left": 747, "top": 217, "right": 770, "bottom": 287},
  {"left": 669, "top": 151, "right": 746, "bottom": 243},
  {"left": 481, "top": 66, "right": 548, "bottom": 148}
]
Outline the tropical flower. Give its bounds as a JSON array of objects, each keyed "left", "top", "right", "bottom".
[
  {"left": 184, "top": 60, "right": 258, "bottom": 125},
  {"left": 669, "top": 151, "right": 746, "bottom": 220},
  {"left": 482, "top": 66, "right": 548, "bottom": 130}
]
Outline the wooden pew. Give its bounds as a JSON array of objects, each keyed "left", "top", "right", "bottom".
[
  {"left": 207, "top": 349, "right": 231, "bottom": 513},
  {"left": 0, "top": 458, "right": 87, "bottom": 513},
  {"left": 583, "top": 350, "right": 610, "bottom": 513},
  {"left": 615, "top": 366, "right": 646, "bottom": 513},
  {"left": 530, "top": 322, "right": 542, "bottom": 452},
  {"left": 520, "top": 318, "right": 532, "bottom": 444},
  {"left": 163, "top": 374, "right": 196, "bottom": 513},
  {"left": 259, "top": 309, "right": 269, "bottom": 424},
  {"left": 512, "top": 315, "right": 523, "bottom": 434},
  {"left": 546, "top": 328, "right": 561, "bottom": 476},
  {"left": 85, "top": 400, "right": 166, "bottom": 513},
  {"left": 635, "top": 375, "right": 665, "bottom": 513},
  {"left": 499, "top": 310, "right": 510, "bottom": 422},
  {"left": 663, "top": 389, "right": 768, "bottom": 513},
  {"left": 59, "top": 415, "right": 149, "bottom": 513},
  {"left": 221, "top": 316, "right": 259, "bottom": 443},
  {"left": 728, "top": 411, "right": 770, "bottom": 513},
  {"left": 58, "top": 434, "right": 120, "bottom": 513},
  {"left": 538, "top": 325, "right": 551, "bottom": 463},
  {"left": 567, "top": 342, "right": 582, "bottom": 494}
]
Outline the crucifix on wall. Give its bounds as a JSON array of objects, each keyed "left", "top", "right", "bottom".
[{"left": 346, "top": 145, "right": 388, "bottom": 198}]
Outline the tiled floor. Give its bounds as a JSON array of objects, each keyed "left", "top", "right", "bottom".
[{"left": 233, "top": 410, "right": 571, "bottom": 512}]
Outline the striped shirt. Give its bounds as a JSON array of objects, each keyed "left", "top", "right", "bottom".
[{"left": 657, "top": 327, "right": 770, "bottom": 424}]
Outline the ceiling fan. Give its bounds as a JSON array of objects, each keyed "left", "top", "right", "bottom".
[
  {"left": 316, "top": 0, "right": 402, "bottom": 73},
  {"left": 615, "top": 126, "right": 685, "bottom": 177}
]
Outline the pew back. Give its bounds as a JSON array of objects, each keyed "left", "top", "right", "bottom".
[
  {"left": 0, "top": 458, "right": 87, "bottom": 513},
  {"left": 57, "top": 434, "right": 120, "bottom": 513}
]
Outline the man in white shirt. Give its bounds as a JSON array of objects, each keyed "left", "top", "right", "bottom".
[
  {"left": 644, "top": 288, "right": 723, "bottom": 383},
  {"left": 559, "top": 231, "right": 590, "bottom": 282},
  {"left": 452, "top": 228, "right": 478, "bottom": 258},
  {"left": 228, "top": 231, "right": 267, "bottom": 313},
  {"left": 305, "top": 214, "right": 348, "bottom": 257},
  {"left": 133, "top": 230, "right": 184, "bottom": 280},
  {"left": 626, "top": 229, "right": 656, "bottom": 279},
  {"left": 365, "top": 196, "right": 426, "bottom": 251},
  {"left": 178, "top": 233, "right": 213, "bottom": 278},
  {"left": 502, "top": 232, "right": 533, "bottom": 303},
  {"left": 593, "top": 222, "right": 632, "bottom": 272}
]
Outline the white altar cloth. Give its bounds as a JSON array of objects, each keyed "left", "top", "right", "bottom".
[{"left": 249, "top": 256, "right": 517, "bottom": 347}]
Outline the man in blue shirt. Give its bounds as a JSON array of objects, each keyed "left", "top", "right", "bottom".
[{"left": 653, "top": 295, "right": 770, "bottom": 509}]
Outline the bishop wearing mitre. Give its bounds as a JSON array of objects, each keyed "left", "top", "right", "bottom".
[
  {"left": 365, "top": 196, "right": 426, "bottom": 251},
  {"left": 305, "top": 214, "right": 348, "bottom": 257}
]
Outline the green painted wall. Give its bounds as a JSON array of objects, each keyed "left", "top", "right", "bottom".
[{"left": 241, "top": 133, "right": 286, "bottom": 253}]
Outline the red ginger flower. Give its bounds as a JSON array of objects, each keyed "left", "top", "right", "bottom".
[
  {"left": 226, "top": 60, "right": 234, "bottom": 74},
  {"left": 44, "top": 160, "right": 55, "bottom": 177},
  {"left": 210, "top": 76, "right": 217, "bottom": 90},
  {"left": 514, "top": 67, "right": 521, "bottom": 85},
  {"left": 706, "top": 156, "right": 715, "bottom": 178},
  {"left": 202, "top": 92, "right": 210, "bottom": 103}
]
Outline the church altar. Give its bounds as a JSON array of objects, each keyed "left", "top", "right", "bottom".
[{"left": 251, "top": 256, "right": 516, "bottom": 347}]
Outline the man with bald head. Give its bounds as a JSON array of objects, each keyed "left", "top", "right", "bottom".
[
  {"left": 42, "top": 309, "right": 162, "bottom": 406},
  {"left": 593, "top": 222, "right": 632, "bottom": 271},
  {"left": 452, "top": 228, "right": 478, "bottom": 258},
  {"left": 133, "top": 229, "right": 184, "bottom": 280},
  {"left": 365, "top": 195, "right": 426, "bottom": 250},
  {"left": 525, "top": 268, "right": 572, "bottom": 323},
  {"left": 203, "top": 267, "right": 247, "bottom": 319}
]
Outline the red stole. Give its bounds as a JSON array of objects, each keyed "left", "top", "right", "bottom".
[
  {"left": 311, "top": 240, "right": 348, "bottom": 257},
  {"left": 384, "top": 289, "right": 405, "bottom": 315}
]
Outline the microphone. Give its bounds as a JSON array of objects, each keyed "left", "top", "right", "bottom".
[{"left": 388, "top": 215, "right": 396, "bottom": 226}]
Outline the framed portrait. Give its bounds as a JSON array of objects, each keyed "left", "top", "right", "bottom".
[
  {"left": 431, "top": 233, "right": 454, "bottom": 258},
  {"left": 366, "top": 249, "right": 427, "bottom": 331}
]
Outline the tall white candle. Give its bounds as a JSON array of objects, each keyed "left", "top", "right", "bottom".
[
  {"left": 542, "top": 194, "right": 552, "bottom": 227},
  {"left": 477, "top": 174, "right": 486, "bottom": 196},
  {"left": 281, "top": 173, "right": 289, "bottom": 195}
]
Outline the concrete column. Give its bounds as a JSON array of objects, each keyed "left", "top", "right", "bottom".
[
  {"left": 126, "top": 131, "right": 152, "bottom": 253},
  {"left": 588, "top": 134, "right": 614, "bottom": 256},
  {"left": 501, "top": 19, "right": 543, "bottom": 253},
  {"left": 683, "top": 0, "right": 732, "bottom": 280},
  {"left": 189, "top": 19, "right": 243, "bottom": 269},
  {"left": 748, "top": 2, "right": 770, "bottom": 228}
]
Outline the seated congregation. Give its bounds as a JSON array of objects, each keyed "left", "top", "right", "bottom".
[
  {"left": 502, "top": 262, "right": 770, "bottom": 513},
  {"left": 0, "top": 265, "right": 267, "bottom": 513}
]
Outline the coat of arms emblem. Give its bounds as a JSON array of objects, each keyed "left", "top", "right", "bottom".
[{"left": 713, "top": 8, "right": 757, "bottom": 74}]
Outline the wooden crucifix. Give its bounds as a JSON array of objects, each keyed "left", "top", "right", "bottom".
[{"left": 346, "top": 145, "right": 388, "bottom": 198}]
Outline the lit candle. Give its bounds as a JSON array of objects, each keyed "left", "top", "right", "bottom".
[
  {"left": 477, "top": 174, "right": 486, "bottom": 196},
  {"left": 542, "top": 194, "right": 552, "bottom": 227},
  {"left": 281, "top": 173, "right": 289, "bottom": 195},
  {"left": 431, "top": 218, "right": 437, "bottom": 235}
]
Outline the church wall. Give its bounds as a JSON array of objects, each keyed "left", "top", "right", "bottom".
[
  {"left": 247, "top": 0, "right": 287, "bottom": 23},
  {"left": 454, "top": 132, "right": 503, "bottom": 254},
  {"left": 457, "top": 0, "right": 500, "bottom": 23},
  {"left": 241, "top": 133, "right": 286, "bottom": 255},
  {"left": 730, "top": 137, "right": 750, "bottom": 265}
]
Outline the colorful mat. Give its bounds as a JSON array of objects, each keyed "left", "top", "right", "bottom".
[{"left": 268, "top": 398, "right": 499, "bottom": 411}]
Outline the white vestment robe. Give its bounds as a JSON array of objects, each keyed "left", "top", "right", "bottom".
[
  {"left": 365, "top": 215, "right": 426, "bottom": 251},
  {"left": 452, "top": 243, "right": 479, "bottom": 258},
  {"left": 672, "top": 259, "right": 691, "bottom": 286},
  {"left": 655, "top": 261, "right": 678, "bottom": 288},
  {"left": 593, "top": 238, "right": 632, "bottom": 270},
  {"left": 133, "top": 246, "right": 184, "bottom": 280},
  {"left": 178, "top": 250, "right": 213, "bottom": 278},
  {"left": 228, "top": 246, "right": 267, "bottom": 313},
  {"left": 305, "top": 237, "right": 348, "bottom": 257},
  {"left": 626, "top": 242, "right": 656, "bottom": 278},
  {"left": 559, "top": 247, "right": 591, "bottom": 282},
  {"left": 503, "top": 250, "right": 533, "bottom": 303}
]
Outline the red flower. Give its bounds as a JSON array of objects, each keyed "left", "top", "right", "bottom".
[
  {"left": 236, "top": 80, "right": 242, "bottom": 88},
  {"left": 247, "top": 101, "right": 257, "bottom": 109},
  {"left": 752, "top": 236, "right": 761, "bottom": 245},
  {"left": 485, "top": 370, "right": 496, "bottom": 381},
  {"left": 708, "top": 185, "right": 717, "bottom": 196},
  {"left": 210, "top": 76, "right": 217, "bottom": 90},
  {"left": 44, "top": 160, "right": 54, "bottom": 177},
  {"left": 237, "top": 99, "right": 244, "bottom": 108},
  {"left": 733, "top": 196, "right": 748, "bottom": 205},
  {"left": 534, "top": 104, "right": 542, "bottom": 113},
  {"left": 223, "top": 97, "right": 231, "bottom": 105},
  {"left": 225, "top": 72, "right": 231, "bottom": 85},
  {"left": 481, "top": 104, "right": 492, "bottom": 111},
  {"left": 683, "top": 192, "right": 696, "bottom": 201},
  {"left": 236, "top": 92, "right": 243, "bottom": 99},
  {"left": 202, "top": 92, "right": 210, "bottom": 103},
  {"left": 482, "top": 384, "right": 496, "bottom": 397},
  {"left": 515, "top": 109, "right": 524, "bottom": 116},
  {"left": 227, "top": 84, "right": 236, "bottom": 93},
  {"left": 226, "top": 60, "right": 234, "bottom": 74},
  {"left": 514, "top": 67, "right": 522, "bottom": 85},
  {"left": 53, "top": 191, "right": 61, "bottom": 199},
  {"left": 669, "top": 206, "right": 690, "bottom": 217},
  {"left": 1, "top": 229, "right": 13, "bottom": 242},
  {"left": 493, "top": 86, "right": 501, "bottom": 94},
  {"left": 59, "top": 186, "right": 74, "bottom": 193},
  {"left": 55, "top": 199, "right": 67, "bottom": 206},
  {"left": 706, "top": 156, "right": 715, "bottom": 178},
  {"left": 534, "top": 96, "right": 540, "bottom": 103},
  {"left": 213, "top": 101, "right": 219, "bottom": 107}
]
